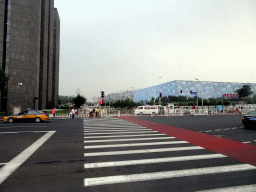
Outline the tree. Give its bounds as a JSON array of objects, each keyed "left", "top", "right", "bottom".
[
  {"left": 0, "top": 68, "right": 10, "bottom": 91},
  {"left": 73, "top": 94, "right": 86, "bottom": 108},
  {"left": 235, "top": 84, "right": 253, "bottom": 98}
]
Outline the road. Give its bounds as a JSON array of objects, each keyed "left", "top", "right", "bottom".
[{"left": 0, "top": 115, "right": 255, "bottom": 192}]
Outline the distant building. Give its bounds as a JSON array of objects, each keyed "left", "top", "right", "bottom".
[
  {"left": 133, "top": 80, "right": 256, "bottom": 102},
  {"left": 0, "top": 0, "right": 60, "bottom": 111}
]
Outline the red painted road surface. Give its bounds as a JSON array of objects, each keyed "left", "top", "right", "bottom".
[{"left": 119, "top": 116, "right": 256, "bottom": 166}]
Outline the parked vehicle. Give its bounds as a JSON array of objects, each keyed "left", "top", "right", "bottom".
[
  {"left": 134, "top": 106, "right": 159, "bottom": 115},
  {"left": 242, "top": 111, "right": 256, "bottom": 129},
  {"left": 4, "top": 109, "right": 49, "bottom": 123}
]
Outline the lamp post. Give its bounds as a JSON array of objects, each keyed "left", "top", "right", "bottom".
[
  {"left": 195, "top": 78, "right": 204, "bottom": 107},
  {"left": 149, "top": 77, "right": 162, "bottom": 105},
  {"left": 156, "top": 77, "right": 162, "bottom": 105}
]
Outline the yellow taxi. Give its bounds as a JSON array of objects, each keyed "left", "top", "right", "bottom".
[{"left": 4, "top": 109, "right": 49, "bottom": 123}]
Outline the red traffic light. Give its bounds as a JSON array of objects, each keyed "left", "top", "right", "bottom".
[
  {"left": 190, "top": 90, "right": 192, "bottom": 94},
  {"left": 160, "top": 93, "right": 162, "bottom": 97},
  {"left": 100, "top": 99, "right": 103, "bottom": 105},
  {"left": 180, "top": 90, "right": 182, "bottom": 94}
]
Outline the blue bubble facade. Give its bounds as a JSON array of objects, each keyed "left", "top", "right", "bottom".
[{"left": 133, "top": 80, "right": 256, "bottom": 102}]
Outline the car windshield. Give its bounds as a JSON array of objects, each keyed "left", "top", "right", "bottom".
[{"left": 246, "top": 111, "right": 256, "bottom": 116}]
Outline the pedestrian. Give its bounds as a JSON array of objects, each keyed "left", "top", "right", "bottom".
[
  {"left": 96, "top": 107, "right": 99, "bottom": 117},
  {"left": 75, "top": 108, "right": 78, "bottom": 117},
  {"left": 89, "top": 107, "right": 92, "bottom": 118},
  {"left": 71, "top": 108, "right": 75, "bottom": 119},
  {"left": 92, "top": 108, "right": 95, "bottom": 118},
  {"left": 52, "top": 107, "right": 56, "bottom": 118}
]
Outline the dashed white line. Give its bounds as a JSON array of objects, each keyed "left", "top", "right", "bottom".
[
  {"left": 205, "top": 130, "right": 212, "bottom": 132},
  {"left": 242, "top": 141, "right": 251, "bottom": 144},
  {"left": 0, "top": 132, "right": 18, "bottom": 134},
  {"left": 0, "top": 126, "right": 47, "bottom": 129},
  {"left": 84, "top": 164, "right": 256, "bottom": 187}
]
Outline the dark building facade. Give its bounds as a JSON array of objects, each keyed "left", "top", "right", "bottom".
[{"left": 0, "top": 0, "right": 60, "bottom": 111}]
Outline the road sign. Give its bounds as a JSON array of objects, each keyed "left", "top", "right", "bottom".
[{"left": 191, "top": 92, "right": 197, "bottom": 95}]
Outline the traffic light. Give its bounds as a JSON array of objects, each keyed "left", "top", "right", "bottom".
[
  {"left": 190, "top": 90, "right": 192, "bottom": 94},
  {"left": 160, "top": 93, "right": 162, "bottom": 97},
  {"left": 180, "top": 90, "right": 182, "bottom": 94},
  {"left": 101, "top": 91, "right": 104, "bottom": 98},
  {"left": 100, "top": 99, "right": 103, "bottom": 105}
]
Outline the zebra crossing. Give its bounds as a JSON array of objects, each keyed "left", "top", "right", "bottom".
[{"left": 83, "top": 118, "right": 256, "bottom": 191}]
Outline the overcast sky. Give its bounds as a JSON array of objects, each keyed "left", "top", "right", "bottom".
[{"left": 54, "top": 0, "right": 256, "bottom": 100}]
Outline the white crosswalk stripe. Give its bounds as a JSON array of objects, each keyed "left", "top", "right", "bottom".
[
  {"left": 84, "top": 154, "right": 227, "bottom": 169},
  {"left": 83, "top": 118, "right": 256, "bottom": 190},
  {"left": 84, "top": 133, "right": 166, "bottom": 139},
  {"left": 84, "top": 136, "right": 176, "bottom": 143},
  {"left": 84, "top": 140, "right": 188, "bottom": 149},
  {"left": 84, "top": 164, "right": 256, "bottom": 187},
  {"left": 84, "top": 146, "right": 204, "bottom": 157}
]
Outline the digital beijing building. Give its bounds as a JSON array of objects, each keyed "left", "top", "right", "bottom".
[{"left": 133, "top": 80, "right": 256, "bottom": 102}]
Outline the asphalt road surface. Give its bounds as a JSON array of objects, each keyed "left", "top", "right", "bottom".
[{"left": 0, "top": 115, "right": 255, "bottom": 192}]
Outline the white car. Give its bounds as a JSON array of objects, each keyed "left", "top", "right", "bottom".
[{"left": 134, "top": 106, "right": 159, "bottom": 115}]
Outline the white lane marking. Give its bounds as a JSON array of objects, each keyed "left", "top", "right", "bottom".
[
  {"left": 84, "top": 137, "right": 176, "bottom": 143},
  {"left": 0, "top": 163, "right": 7, "bottom": 165},
  {"left": 84, "top": 146, "right": 204, "bottom": 157},
  {"left": 84, "top": 133, "right": 166, "bottom": 139},
  {"left": 0, "top": 131, "right": 56, "bottom": 185},
  {"left": 84, "top": 127, "right": 148, "bottom": 130},
  {"left": 0, "top": 126, "right": 47, "bottom": 129},
  {"left": 254, "top": 140, "right": 256, "bottom": 142},
  {"left": 84, "top": 154, "right": 227, "bottom": 169},
  {"left": 239, "top": 126, "right": 244, "bottom": 128},
  {"left": 84, "top": 141, "right": 188, "bottom": 149},
  {"left": 213, "top": 135, "right": 223, "bottom": 138},
  {"left": 242, "top": 141, "right": 251, "bottom": 144},
  {"left": 214, "top": 129, "right": 222, "bottom": 132},
  {"left": 84, "top": 164, "right": 256, "bottom": 187},
  {"left": 0, "top": 131, "right": 53, "bottom": 134},
  {"left": 223, "top": 128, "right": 230, "bottom": 130},
  {"left": 84, "top": 131, "right": 158, "bottom": 135},
  {"left": 232, "top": 127, "right": 237, "bottom": 130},
  {"left": 196, "top": 184, "right": 256, "bottom": 192},
  {"left": 84, "top": 129, "right": 152, "bottom": 132},
  {"left": 0, "top": 132, "right": 18, "bottom": 134},
  {"left": 84, "top": 125, "right": 145, "bottom": 128},
  {"left": 205, "top": 130, "right": 212, "bottom": 132},
  {"left": 84, "top": 128, "right": 149, "bottom": 131}
]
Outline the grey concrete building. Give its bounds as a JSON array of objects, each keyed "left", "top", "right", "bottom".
[
  {"left": 0, "top": 0, "right": 60, "bottom": 111},
  {"left": 52, "top": 8, "right": 60, "bottom": 109}
]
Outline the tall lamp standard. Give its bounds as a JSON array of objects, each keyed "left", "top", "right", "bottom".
[
  {"left": 149, "top": 77, "right": 162, "bottom": 105},
  {"left": 195, "top": 78, "right": 204, "bottom": 107},
  {"left": 154, "top": 77, "right": 162, "bottom": 105}
]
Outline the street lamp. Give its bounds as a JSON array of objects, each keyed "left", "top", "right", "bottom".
[
  {"left": 154, "top": 77, "right": 162, "bottom": 105},
  {"left": 195, "top": 78, "right": 204, "bottom": 107}
]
